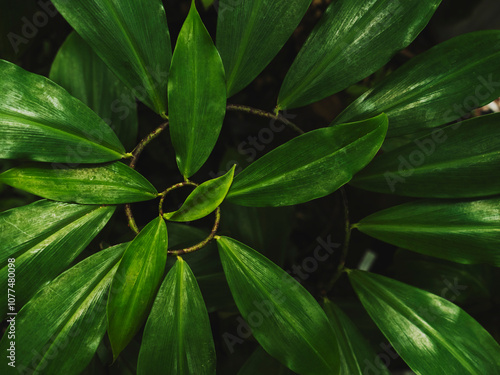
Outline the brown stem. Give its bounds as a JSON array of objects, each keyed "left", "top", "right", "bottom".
[
  {"left": 125, "top": 122, "right": 169, "bottom": 233},
  {"left": 158, "top": 181, "right": 199, "bottom": 217},
  {"left": 227, "top": 104, "right": 304, "bottom": 135}
]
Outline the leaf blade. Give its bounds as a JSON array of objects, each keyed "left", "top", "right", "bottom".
[
  {"left": 348, "top": 270, "right": 500, "bottom": 375},
  {"left": 0, "top": 60, "right": 126, "bottom": 163},
  {"left": 137, "top": 258, "right": 216, "bottom": 375},
  {"left": 0, "top": 161, "right": 158, "bottom": 204},
  {"left": 217, "top": 0, "right": 312, "bottom": 97},
  {"left": 165, "top": 165, "right": 235, "bottom": 222},
  {"left": 50, "top": 32, "right": 138, "bottom": 150},
  {"left": 51, "top": 0, "right": 171, "bottom": 114},
  {"left": 217, "top": 236, "right": 340, "bottom": 374},
  {"left": 168, "top": 1, "right": 227, "bottom": 178},
  {"left": 107, "top": 217, "right": 168, "bottom": 359},
  {"left": 278, "top": 0, "right": 442, "bottom": 109},
  {"left": 333, "top": 31, "right": 500, "bottom": 136},
  {"left": 356, "top": 197, "right": 500, "bottom": 266},
  {"left": 226, "top": 114, "right": 388, "bottom": 206}
]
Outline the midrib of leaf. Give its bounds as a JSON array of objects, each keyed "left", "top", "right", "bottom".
[
  {"left": 100, "top": 0, "right": 161, "bottom": 112},
  {"left": 359, "top": 223, "right": 500, "bottom": 233},
  {"left": 225, "top": 0, "right": 263, "bottom": 94},
  {"left": 355, "top": 148, "right": 500, "bottom": 183},
  {"left": 230, "top": 125, "right": 380, "bottom": 196},
  {"left": 34, "top": 262, "right": 119, "bottom": 372},
  {"left": 223, "top": 243, "right": 334, "bottom": 372},
  {"left": 0, "top": 113, "right": 124, "bottom": 157},
  {"left": 357, "top": 277, "right": 480, "bottom": 374},
  {"left": 176, "top": 261, "right": 185, "bottom": 374}
]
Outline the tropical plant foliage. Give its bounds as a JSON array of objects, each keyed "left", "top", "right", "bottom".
[{"left": 1, "top": 0, "right": 499, "bottom": 374}]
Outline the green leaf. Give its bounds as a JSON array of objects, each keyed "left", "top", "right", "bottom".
[
  {"left": 137, "top": 257, "right": 216, "bottom": 375},
  {"left": 107, "top": 217, "right": 168, "bottom": 359},
  {"left": 51, "top": 0, "right": 171, "bottom": 114},
  {"left": 0, "top": 243, "right": 126, "bottom": 375},
  {"left": 0, "top": 60, "right": 126, "bottom": 163},
  {"left": 238, "top": 347, "right": 293, "bottom": 375},
  {"left": 217, "top": 236, "right": 340, "bottom": 374},
  {"left": 348, "top": 270, "right": 500, "bottom": 375},
  {"left": 50, "top": 32, "right": 138, "bottom": 150},
  {"left": 165, "top": 166, "right": 235, "bottom": 222},
  {"left": 278, "top": 0, "right": 442, "bottom": 110},
  {"left": 323, "top": 299, "right": 390, "bottom": 375},
  {"left": 0, "top": 161, "right": 158, "bottom": 204},
  {"left": 333, "top": 31, "right": 500, "bottom": 136},
  {"left": 216, "top": 0, "right": 312, "bottom": 97},
  {"left": 355, "top": 197, "right": 500, "bottom": 266},
  {"left": 226, "top": 114, "right": 388, "bottom": 207},
  {"left": 201, "top": 0, "right": 215, "bottom": 9},
  {"left": 0, "top": 199, "right": 115, "bottom": 317},
  {"left": 168, "top": 1, "right": 227, "bottom": 178},
  {"left": 350, "top": 113, "right": 500, "bottom": 198}
]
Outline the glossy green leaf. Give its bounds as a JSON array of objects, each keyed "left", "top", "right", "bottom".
[
  {"left": 356, "top": 197, "right": 500, "bottom": 266},
  {"left": 350, "top": 113, "right": 500, "bottom": 198},
  {"left": 278, "top": 0, "right": 441, "bottom": 110},
  {"left": 0, "top": 161, "right": 157, "bottom": 204},
  {"left": 0, "top": 200, "right": 115, "bottom": 317},
  {"left": 348, "top": 270, "right": 500, "bottom": 374},
  {"left": 0, "top": 243, "right": 126, "bottom": 375},
  {"left": 238, "top": 347, "right": 293, "bottom": 375},
  {"left": 50, "top": 32, "right": 138, "bottom": 150},
  {"left": 226, "top": 114, "right": 388, "bottom": 206},
  {"left": 217, "top": 236, "right": 340, "bottom": 374},
  {"left": 165, "top": 166, "right": 235, "bottom": 222},
  {"left": 334, "top": 31, "right": 500, "bottom": 136},
  {"left": 323, "top": 299, "right": 390, "bottom": 375},
  {"left": 137, "top": 257, "right": 216, "bottom": 375},
  {"left": 168, "top": 1, "right": 227, "bottom": 178},
  {"left": 51, "top": 0, "right": 171, "bottom": 115},
  {"left": 107, "top": 217, "right": 168, "bottom": 359},
  {"left": 0, "top": 60, "right": 126, "bottom": 163},
  {"left": 216, "top": 0, "right": 312, "bottom": 97}
]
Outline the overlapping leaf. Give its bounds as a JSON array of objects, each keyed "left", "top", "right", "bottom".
[
  {"left": 0, "top": 200, "right": 115, "bottom": 317},
  {"left": 107, "top": 217, "right": 168, "bottom": 359},
  {"left": 168, "top": 1, "right": 226, "bottom": 178},
  {"left": 349, "top": 270, "right": 500, "bottom": 374},
  {"left": 0, "top": 60, "right": 126, "bottom": 163},
  {"left": 51, "top": 0, "right": 171, "bottom": 114},
  {"left": 217, "top": 0, "right": 312, "bottom": 97},
  {"left": 238, "top": 347, "right": 293, "bottom": 375},
  {"left": 138, "top": 258, "right": 216, "bottom": 375},
  {"left": 217, "top": 236, "right": 340, "bottom": 374},
  {"left": 50, "top": 32, "right": 138, "bottom": 149},
  {"left": 323, "top": 299, "right": 390, "bottom": 375},
  {"left": 165, "top": 166, "right": 235, "bottom": 222},
  {"left": 333, "top": 31, "right": 500, "bottom": 136},
  {"left": 0, "top": 162, "right": 157, "bottom": 204},
  {"left": 350, "top": 113, "right": 500, "bottom": 198},
  {"left": 226, "top": 114, "right": 388, "bottom": 206},
  {"left": 278, "top": 0, "right": 442, "bottom": 109},
  {"left": 355, "top": 197, "right": 500, "bottom": 266},
  {"left": 0, "top": 243, "right": 126, "bottom": 375}
]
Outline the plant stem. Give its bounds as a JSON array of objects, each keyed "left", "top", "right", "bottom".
[
  {"left": 227, "top": 104, "right": 304, "bottom": 135},
  {"left": 125, "top": 122, "right": 169, "bottom": 233},
  {"left": 325, "top": 187, "right": 352, "bottom": 291},
  {"left": 158, "top": 181, "right": 199, "bottom": 216},
  {"left": 167, "top": 206, "right": 221, "bottom": 256}
]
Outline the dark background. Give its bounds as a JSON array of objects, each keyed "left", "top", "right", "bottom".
[{"left": 1, "top": 1, "right": 499, "bottom": 373}]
